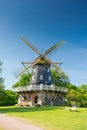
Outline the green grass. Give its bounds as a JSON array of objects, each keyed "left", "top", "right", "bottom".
[{"left": 0, "top": 106, "right": 87, "bottom": 130}]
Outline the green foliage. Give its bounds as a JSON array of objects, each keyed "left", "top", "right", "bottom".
[
  {"left": 0, "top": 84, "right": 5, "bottom": 102},
  {"left": 0, "top": 90, "right": 18, "bottom": 106},
  {"left": 0, "top": 60, "right": 5, "bottom": 103},
  {"left": 0, "top": 60, "right": 4, "bottom": 85},
  {"left": 66, "top": 84, "right": 87, "bottom": 107},
  {"left": 19, "top": 73, "right": 31, "bottom": 86},
  {"left": 67, "top": 89, "right": 79, "bottom": 102},
  {"left": 51, "top": 69, "right": 70, "bottom": 88},
  {"left": 12, "top": 73, "right": 32, "bottom": 88},
  {"left": 67, "top": 83, "right": 77, "bottom": 90},
  {"left": 4, "top": 90, "right": 18, "bottom": 106},
  {"left": 78, "top": 84, "right": 87, "bottom": 93},
  {"left": 0, "top": 60, "right": 18, "bottom": 106},
  {"left": 12, "top": 81, "right": 20, "bottom": 88},
  {"left": 0, "top": 83, "right": 5, "bottom": 102}
]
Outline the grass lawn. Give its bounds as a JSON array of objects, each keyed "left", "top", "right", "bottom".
[{"left": 0, "top": 106, "right": 87, "bottom": 130}]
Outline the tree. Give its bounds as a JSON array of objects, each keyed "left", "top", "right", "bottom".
[
  {"left": 0, "top": 60, "right": 5, "bottom": 101},
  {"left": 78, "top": 84, "right": 87, "bottom": 94},
  {"left": 3, "top": 90, "right": 18, "bottom": 106},
  {"left": 0, "top": 60, "right": 4, "bottom": 86},
  {"left": 51, "top": 69, "right": 70, "bottom": 88},
  {"left": 0, "top": 90, "right": 18, "bottom": 106},
  {"left": 66, "top": 84, "right": 87, "bottom": 107},
  {"left": 12, "top": 73, "right": 32, "bottom": 88},
  {"left": 76, "top": 84, "right": 87, "bottom": 107},
  {"left": 67, "top": 83, "right": 77, "bottom": 90},
  {"left": 67, "top": 89, "right": 79, "bottom": 102}
]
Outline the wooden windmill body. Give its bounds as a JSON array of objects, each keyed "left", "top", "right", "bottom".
[
  {"left": 30, "top": 63, "right": 53, "bottom": 85},
  {"left": 15, "top": 38, "right": 68, "bottom": 106}
]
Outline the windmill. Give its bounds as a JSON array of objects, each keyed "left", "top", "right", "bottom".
[{"left": 16, "top": 37, "right": 64, "bottom": 86}]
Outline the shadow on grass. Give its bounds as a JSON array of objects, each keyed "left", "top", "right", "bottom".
[
  {"left": 69, "top": 109, "right": 80, "bottom": 112},
  {"left": 0, "top": 106, "right": 64, "bottom": 114}
]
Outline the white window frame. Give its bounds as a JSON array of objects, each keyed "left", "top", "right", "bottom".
[
  {"left": 32, "top": 75, "right": 34, "bottom": 80},
  {"left": 49, "top": 76, "right": 51, "bottom": 81},
  {"left": 40, "top": 75, "right": 43, "bottom": 80},
  {"left": 47, "top": 68, "right": 49, "bottom": 72},
  {"left": 34, "top": 68, "right": 36, "bottom": 72}
]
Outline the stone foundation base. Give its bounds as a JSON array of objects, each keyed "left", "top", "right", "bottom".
[{"left": 17, "top": 90, "right": 66, "bottom": 106}]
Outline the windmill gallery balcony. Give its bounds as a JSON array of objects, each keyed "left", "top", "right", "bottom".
[{"left": 15, "top": 85, "right": 68, "bottom": 106}]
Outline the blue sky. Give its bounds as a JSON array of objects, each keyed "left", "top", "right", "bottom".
[{"left": 0, "top": 0, "right": 87, "bottom": 89}]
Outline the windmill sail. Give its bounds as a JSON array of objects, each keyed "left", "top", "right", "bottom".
[
  {"left": 15, "top": 37, "right": 64, "bottom": 85},
  {"left": 44, "top": 40, "right": 64, "bottom": 56}
]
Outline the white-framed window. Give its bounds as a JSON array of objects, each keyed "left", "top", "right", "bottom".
[
  {"left": 34, "top": 68, "right": 36, "bottom": 72},
  {"left": 40, "top": 75, "right": 43, "bottom": 80},
  {"left": 32, "top": 75, "right": 34, "bottom": 80},
  {"left": 49, "top": 76, "right": 51, "bottom": 81},
  {"left": 47, "top": 68, "right": 49, "bottom": 72}
]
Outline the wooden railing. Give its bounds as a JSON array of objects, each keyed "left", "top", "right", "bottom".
[{"left": 15, "top": 84, "right": 68, "bottom": 93}]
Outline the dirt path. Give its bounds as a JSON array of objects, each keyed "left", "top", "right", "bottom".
[{"left": 0, "top": 113, "right": 43, "bottom": 130}]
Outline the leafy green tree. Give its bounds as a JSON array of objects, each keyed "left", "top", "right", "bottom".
[
  {"left": 0, "top": 60, "right": 18, "bottom": 106},
  {"left": 0, "top": 90, "right": 18, "bottom": 106},
  {"left": 66, "top": 84, "right": 87, "bottom": 107},
  {"left": 12, "top": 73, "right": 32, "bottom": 88},
  {"left": 77, "top": 92, "right": 87, "bottom": 107},
  {"left": 76, "top": 84, "right": 87, "bottom": 107},
  {"left": 67, "top": 83, "right": 77, "bottom": 90},
  {"left": 12, "top": 81, "right": 20, "bottom": 88},
  {"left": 51, "top": 69, "right": 70, "bottom": 88},
  {"left": 0, "top": 60, "right": 5, "bottom": 101},
  {"left": 0, "top": 84, "right": 5, "bottom": 102},
  {"left": 67, "top": 89, "right": 79, "bottom": 102},
  {"left": 4, "top": 90, "right": 18, "bottom": 106},
  {"left": 0, "top": 60, "right": 4, "bottom": 88},
  {"left": 78, "top": 84, "right": 87, "bottom": 94}
]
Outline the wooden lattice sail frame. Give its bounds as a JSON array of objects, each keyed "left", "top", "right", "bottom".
[{"left": 15, "top": 37, "right": 64, "bottom": 86}]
